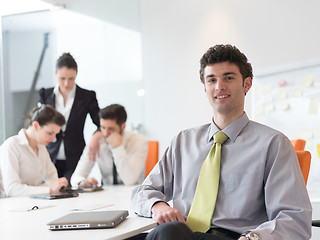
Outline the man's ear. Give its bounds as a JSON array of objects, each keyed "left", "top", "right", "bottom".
[
  {"left": 243, "top": 77, "right": 252, "bottom": 94},
  {"left": 121, "top": 123, "right": 126, "bottom": 134}
]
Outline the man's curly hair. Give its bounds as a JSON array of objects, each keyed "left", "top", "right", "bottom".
[{"left": 199, "top": 44, "right": 253, "bottom": 84}]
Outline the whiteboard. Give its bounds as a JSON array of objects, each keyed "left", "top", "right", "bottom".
[{"left": 252, "top": 59, "right": 320, "bottom": 191}]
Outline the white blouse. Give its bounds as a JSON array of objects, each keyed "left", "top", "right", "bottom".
[{"left": 0, "top": 129, "right": 58, "bottom": 197}]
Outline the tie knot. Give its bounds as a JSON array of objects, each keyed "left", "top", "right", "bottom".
[{"left": 214, "top": 131, "right": 228, "bottom": 144}]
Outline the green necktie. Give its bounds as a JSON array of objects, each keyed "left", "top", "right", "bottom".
[{"left": 186, "top": 131, "right": 228, "bottom": 233}]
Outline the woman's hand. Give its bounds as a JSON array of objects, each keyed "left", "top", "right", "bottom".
[{"left": 50, "top": 177, "right": 68, "bottom": 193}]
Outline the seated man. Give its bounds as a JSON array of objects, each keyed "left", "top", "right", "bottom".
[
  {"left": 71, "top": 104, "right": 148, "bottom": 187},
  {"left": 131, "top": 44, "right": 312, "bottom": 240}
]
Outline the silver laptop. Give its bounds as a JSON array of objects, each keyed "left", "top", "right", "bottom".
[{"left": 47, "top": 210, "right": 129, "bottom": 230}]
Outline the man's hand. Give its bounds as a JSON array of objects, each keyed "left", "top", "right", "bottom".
[
  {"left": 151, "top": 202, "right": 186, "bottom": 224},
  {"left": 88, "top": 131, "right": 103, "bottom": 162},
  {"left": 81, "top": 177, "right": 99, "bottom": 188},
  {"left": 238, "top": 237, "right": 247, "bottom": 240},
  {"left": 50, "top": 177, "right": 68, "bottom": 193},
  {"left": 106, "top": 132, "right": 123, "bottom": 148}
]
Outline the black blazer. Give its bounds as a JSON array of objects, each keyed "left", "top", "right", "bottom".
[{"left": 39, "top": 85, "right": 100, "bottom": 170}]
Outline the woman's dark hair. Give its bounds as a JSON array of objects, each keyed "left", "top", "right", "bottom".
[
  {"left": 199, "top": 44, "right": 253, "bottom": 84},
  {"left": 28, "top": 105, "right": 65, "bottom": 127},
  {"left": 56, "top": 52, "right": 78, "bottom": 72},
  {"left": 99, "top": 104, "right": 127, "bottom": 127}
]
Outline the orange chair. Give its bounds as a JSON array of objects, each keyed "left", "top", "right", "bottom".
[
  {"left": 290, "top": 139, "right": 320, "bottom": 227},
  {"left": 291, "top": 139, "right": 306, "bottom": 151},
  {"left": 145, "top": 141, "right": 159, "bottom": 177},
  {"left": 295, "top": 150, "right": 311, "bottom": 185},
  {"left": 290, "top": 139, "right": 311, "bottom": 185}
]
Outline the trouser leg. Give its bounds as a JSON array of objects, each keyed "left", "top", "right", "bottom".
[
  {"left": 146, "top": 222, "right": 196, "bottom": 240},
  {"left": 145, "top": 222, "right": 239, "bottom": 240},
  {"left": 194, "top": 232, "right": 238, "bottom": 240}
]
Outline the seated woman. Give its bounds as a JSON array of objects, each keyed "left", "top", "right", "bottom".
[{"left": 0, "top": 105, "right": 68, "bottom": 197}]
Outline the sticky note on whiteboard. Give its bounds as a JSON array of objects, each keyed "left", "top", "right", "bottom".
[
  {"left": 277, "top": 90, "right": 287, "bottom": 100},
  {"left": 303, "top": 74, "right": 314, "bottom": 87},
  {"left": 280, "top": 101, "right": 290, "bottom": 111},
  {"left": 308, "top": 97, "right": 319, "bottom": 115},
  {"left": 292, "top": 88, "right": 302, "bottom": 98}
]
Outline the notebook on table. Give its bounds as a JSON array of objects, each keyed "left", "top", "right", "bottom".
[
  {"left": 47, "top": 210, "right": 129, "bottom": 230},
  {"left": 29, "top": 192, "right": 79, "bottom": 200}
]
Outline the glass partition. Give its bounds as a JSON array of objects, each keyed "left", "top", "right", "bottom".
[{"left": 1, "top": 2, "right": 144, "bottom": 143}]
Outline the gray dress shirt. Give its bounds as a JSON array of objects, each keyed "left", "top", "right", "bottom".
[{"left": 131, "top": 113, "right": 312, "bottom": 240}]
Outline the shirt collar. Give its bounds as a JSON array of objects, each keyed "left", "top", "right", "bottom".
[
  {"left": 17, "top": 129, "right": 30, "bottom": 145},
  {"left": 53, "top": 84, "right": 77, "bottom": 99},
  {"left": 208, "top": 112, "right": 249, "bottom": 143}
]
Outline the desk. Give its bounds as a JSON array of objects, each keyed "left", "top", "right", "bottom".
[{"left": 0, "top": 185, "right": 157, "bottom": 240}]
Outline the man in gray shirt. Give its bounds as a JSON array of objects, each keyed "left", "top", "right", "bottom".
[{"left": 131, "top": 44, "right": 312, "bottom": 240}]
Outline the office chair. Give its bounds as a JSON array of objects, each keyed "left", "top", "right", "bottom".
[
  {"left": 290, "top": 139, "right": 311, "bottom": 185},
  {"left": 291, "top": 139, "right": 306, "bottom": 151},
  {"left": 290, "top": 139, "right": 319, "bottom": 227},
  {"left": 145, "top": 141, "right": 159, "bottom": 177}
]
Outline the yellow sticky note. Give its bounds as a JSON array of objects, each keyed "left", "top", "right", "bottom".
[
  {"left": 279, "top": 101, "right": 290, "bottom": 111},
  {"left": 308, "top": 98, "right": 319, "bottom": 115},
  {"left": 317, "top": 144, "right": 320, "bottom": 158},
  {"left": 292, "top": 88, "right": 302, "bottom": 98},
  {"left": 277, "top": 90, "right": 288, "bottom": 100},
  {"left": 303, "top": 74, "right": 314, "bottom": 87}
]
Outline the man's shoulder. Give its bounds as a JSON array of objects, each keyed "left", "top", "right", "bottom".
[
  {"left": 179, "top": 123, "right": 211, "bottom": 135},
  {"left": 249, "top": 120, "right": 284, "bottom": 134},
  {"left": 174, "top": 123, "right": 211, "bottom": 141},
  {"left": 247, "top": 120, "right": 289, "bottom": 142}
]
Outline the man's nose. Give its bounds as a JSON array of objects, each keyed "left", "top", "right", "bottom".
[
  {"left": 103, "top": 130, "right": 110, "bottom": 138},
  {"left": 215, "top": 79, "right": 226, "bottom": 91}
]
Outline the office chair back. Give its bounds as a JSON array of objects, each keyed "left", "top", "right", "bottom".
[
  {"left": 290, "top": 139, "right": 311, "bottom": 185},
  {"left": 291, "top": 139, "right": 306, "bottom": 151},
  {"left": 145, "top": 141, "right": 159, "bottom": 177},
  {"left": 291, "top": 139, "right": 320, "bottom": 227}
]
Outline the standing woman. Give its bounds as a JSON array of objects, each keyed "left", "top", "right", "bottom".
[
  {"left": 39, "top": 53, "right": 100, "bottom": 184},
  {"left": 0, "top": 105, "right": 68, "bottom": 197}
]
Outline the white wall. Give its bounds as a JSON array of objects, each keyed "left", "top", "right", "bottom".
[{"left": 140, "top": 0, "right": 320, "bottom": 156}]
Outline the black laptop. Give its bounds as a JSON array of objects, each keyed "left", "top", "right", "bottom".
[
  {"left": 59, "top": 186, "right": 104, "bottom": 193},
  {"left": 29, "top": 192, "right": 79, "bottom": 200}
]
